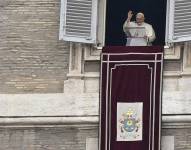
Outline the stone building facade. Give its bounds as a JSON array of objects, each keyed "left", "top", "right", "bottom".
[{"left": 1, "top": 0, "right": 191, "bottom": 150}]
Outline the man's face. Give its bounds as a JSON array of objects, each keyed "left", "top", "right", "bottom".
[{"left": 136, "top": 14, "right": 144, "bottom": 25}]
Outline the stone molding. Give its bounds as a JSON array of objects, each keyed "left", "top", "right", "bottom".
[
  {"left": 162, "top": 115, "right": 191, "bottom": 129},
  {"left": 84, "top": 45, "right": 101, "bottom": 61},
  {"left": 0, "top": 93, "right": 99, "bottom": 117},
  {"left": 84, "top": 44, "right": 182, "bottom": 61},
  {"left": 164, "top": 44, "right": 181, "bottom": 59},
  {"left": 0, "top": 91, "right": 191, "bottom": 117},
  {"left": 183, "top": 42, "right": 191, "bottom": 73},
  {"left": 0, "top": 116, "right": 99, "bottom": 126},
  {"left": 1, "top": 115, "right": 191, "bottom": 128}
]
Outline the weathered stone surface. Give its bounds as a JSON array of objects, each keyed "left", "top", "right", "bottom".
[
  {"left": 161, "top": 136, "right": 174, "bottom": 150},
  {"left": 86, "top": 138, "right": 98, "bottom": 150},
  {"left": 1, "top": 0, "right": 191, "bottom": 149},
  {"left": 0, "top": 126, "right": 98, "bottom": 150},
  {"left": 1, "top": 126, "right": 191, "bottom": 150},
  {"left": 162, "top": 128, "right": 191, "bottom": 150},
  {"left": 0, "top": 0, "right": 69, "bottom": 93},
  {"left": 0, "top": 93, "right": 99, "bottom": 116},
  {"left": 1, "top": 91, "right": 191, "bottom": 117}
]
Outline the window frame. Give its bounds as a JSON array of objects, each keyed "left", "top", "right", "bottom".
[{"left": 60, "top": 0, "right": 182, "bottom": 60}]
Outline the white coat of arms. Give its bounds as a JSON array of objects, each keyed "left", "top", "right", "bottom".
[{"left": 117, "top": 102, "right": 143, "bottom": 141}]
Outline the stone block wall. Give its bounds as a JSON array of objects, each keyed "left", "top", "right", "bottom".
[
  {"left": 0, "top": 0, "right": 69, "bottom": 93},
  {"left": 1, "top": 1, "right": 191, "bottom": 150},
  {"left": 162, "top": 128, "right": 191, "bottom": 150},
  {"left": 1, "top": 125, "right": 191, "bottom": 150},
  {"left": 0, "top": 126, "right": 98, "bottom": 150}
]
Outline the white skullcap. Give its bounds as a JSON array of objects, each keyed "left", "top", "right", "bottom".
[{"left": 136, "top": 12, "right": 145, "bottom": 18}]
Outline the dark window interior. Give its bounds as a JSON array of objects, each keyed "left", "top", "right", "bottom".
[{"left": 105, "top": 0, "right": 167, "bottom": 46}]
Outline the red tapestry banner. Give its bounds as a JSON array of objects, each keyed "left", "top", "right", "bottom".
[{"left": 99, "top": 46, "right": 163, "bottom": 150}]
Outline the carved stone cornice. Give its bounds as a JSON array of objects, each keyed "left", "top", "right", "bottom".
[
  {"left": 164, "top": 44, "right": 181, "bottom": 59},
  {"left": 183, "top": 42, "right": 191, "bottom": 74}
]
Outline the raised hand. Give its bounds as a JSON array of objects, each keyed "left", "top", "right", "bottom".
[{"left": 127, "top": 10, "right": 133, "bottom": 21}]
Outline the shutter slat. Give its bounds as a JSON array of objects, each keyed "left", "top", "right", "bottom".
[
  {"left": 67, "top": 2, "right": 92, "bottom": 7},
  {"left": 66, "top": 29, "right": 90, "bottom": 34},
  {"left": 67, "top": 16, "right": 91, "bottom": 20},
  {"left": 67, "top": 11, "right": 91, "bottom": 17},
  {"left": 67, "top": 18, "right": 91, "bottom": 23},
  {"left": 174, "top": 15, "right": 191, "bottom": 20},
  {"left": 174, "top": 31, "right": 191, "bottom": 37},
  {"left": 67, "top": 9, "right": 92, "bottom": 14},
  {"left": 68, "top": 5, "right": 92, "bottom": 10},
  {"left": 66, "top": 25, "right": 91, "bottom": 30},
  {"left": 174, "top": 23, "right": 191, "bottom": 28},
  {"left": 67, "top": 30, "right": 90, "bottom": 34},
  {"left": 69, "top": 0, "right": 92, "bottom": 3},
  {"left": 174, "top": 12, "right": 191, "bottom": 17},
  {"left": 175, "top": 20, "right": 191, "bottom": 25},
  {"left": 175, "top": 8, "right": 191, "bottom": 13},
  {"left": 66, "top": 22, "right": 91, "bottom": 26}
]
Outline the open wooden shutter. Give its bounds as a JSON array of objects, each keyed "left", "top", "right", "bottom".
[
  {"left": 59, "top": 0, "right": 97, "bottom": 43},
  {"left": 166, "top": 0, "right": 191, "bottom": 43}
]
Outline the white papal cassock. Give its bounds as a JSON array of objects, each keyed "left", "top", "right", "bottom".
[{"left": 123, "top": 21, "right": 156, "bottom": 46}]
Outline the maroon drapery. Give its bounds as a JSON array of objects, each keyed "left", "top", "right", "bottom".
[{"left": 99, "top": 46, "right": 163, "bottom": 150}]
